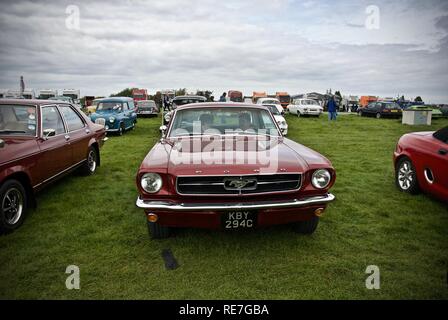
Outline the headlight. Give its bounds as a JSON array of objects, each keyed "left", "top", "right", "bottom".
[
  {"left": 109, "top": 116, "right": 115, "bottom": 123},
  {"left": 311, "top": 169, "right": 331, "bottom": 189},
  {"left": 141, "top": 173, "right": 162, "bottom": 193}
]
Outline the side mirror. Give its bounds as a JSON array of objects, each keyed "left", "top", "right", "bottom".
[
  {"left": 159, "top": 125, "right": 167, "bottom": 137},
  {"left": 43, "top": 128, "right": 56, "bottom": 140}
]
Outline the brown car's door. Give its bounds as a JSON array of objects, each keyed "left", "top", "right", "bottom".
[
  {"left": 36, "top": 105, "right": 72, "bottom": 184},
  {"left": 58, "top": 104, "right": 90, "bottom": 164}
]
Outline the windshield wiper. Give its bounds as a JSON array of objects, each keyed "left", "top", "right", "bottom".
[{"left": 0, "top": 130, "right": 27, "bottom": 134}]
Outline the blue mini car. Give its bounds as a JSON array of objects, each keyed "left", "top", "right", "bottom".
[{"left": 90, "top": 97, "right": 137, "bottom": 135}]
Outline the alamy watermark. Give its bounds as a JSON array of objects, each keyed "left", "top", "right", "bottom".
[
  {"left": 65, "top": 5, "right": 80, "bottom": 31},
  {"left": 365, "top": 265, "right": 380, "bottom": 289},
  {"left": 65, "top": 265, "right": 80, "bottom": 290}
]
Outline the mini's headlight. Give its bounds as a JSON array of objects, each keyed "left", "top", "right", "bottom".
[
  {"left": 109, "top": 116, "right": 115, "bottom": 123},
  {"left": 141, "top": 173, "right": 163, "bottom": 193},
  {"left": 311, "top": 169, "right": 331, "bottom": 189}
]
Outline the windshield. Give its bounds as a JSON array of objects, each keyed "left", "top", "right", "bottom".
[
  {"left": 0, "top": 105, "right": 37, "bottom": 136},
  {"left": 173, "top": 98, "right": 205, "bottom": 106},
  {"left": 138, "top": 101, "right": 156, "bottom": 108},
  {"left": 169, "top": 107, "right": 280, "bottom": 137},
  {"left": 266, "top": 105, "right": 280, "bottom": 115},
  {"left": 97, "top": 102, "right": 123, "bottom": 111},
  {"left": 433, "top": 126, "right": 448, "bottom": 143}
]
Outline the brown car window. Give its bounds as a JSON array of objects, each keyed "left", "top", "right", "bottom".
[
  {"left": 42, "top": 106, "right": 65, "bottom": 135},
  {"left": 59, "top": 105, "right": 85, "bottom": 132}
]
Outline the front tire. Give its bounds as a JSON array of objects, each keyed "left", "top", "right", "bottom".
[
  {"left": 0, "top": 179, "right": 28, "bottom": 233},
  {"left": 294, "top": 216, "right": 319, "bottom": 234},
  {"left": 376, "top": 112, "right": 381, "bottom": 119},
  {"left": 297, "top": 112, "right": 301, "bottom": 118},
  {"left": 147, "top": 221, "right": 171, "bottom": 239},
  {"left": 118, "top": 123, "right": 124, "bottom": 136},
  {"left": 80, "top": 147, "right": 98, "bottom": 176},
  {"left": 396, "top": 157, "right": 419, "bottom": 194},
  {"left": 358, "top": 110, "right": 363, "bottom": 116}
]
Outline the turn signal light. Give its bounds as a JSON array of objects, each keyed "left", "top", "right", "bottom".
[
  {"left": 147, "top": 213, "right": 158, "bottom": 223},
  {"left": 314, "top": 208, "right": 325, "bottom": 217}
]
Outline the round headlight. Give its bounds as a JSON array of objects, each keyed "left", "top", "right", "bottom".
[
  {"left": 109, "top": 116, "right": 115, "bottom": 123},
  {"left": 311, "top": 169, "right": 331, "bottom": 189},
  {"left": 141, "top": 173, "right": 162, "bottom": 193}
]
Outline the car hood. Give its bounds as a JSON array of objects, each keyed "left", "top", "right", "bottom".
[
  {"left": 274, "top": 115, "right": 286, "bottom": 123},
  {"left": 139, "top": 135, "right": 334, "bottom": 177},
  {"left": 92, "top": 110, "right": 117, "bottom": 117}
]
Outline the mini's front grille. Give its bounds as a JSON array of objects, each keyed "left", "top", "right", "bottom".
[{"left": 176, "top": 174, "right": 301, "bottom": 195}]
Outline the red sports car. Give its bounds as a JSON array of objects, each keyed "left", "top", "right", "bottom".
[
  {"left": 0, "top": 99, "right": 107, "bottom": 232},
  {"left": 136, "top": 103, "right": 336, "bottom": 239},
  {"left": 394, "top": 126, "right": 448, "bottom": 202}
]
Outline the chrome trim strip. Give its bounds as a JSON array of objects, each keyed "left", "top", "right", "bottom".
[
  {"left": 33, "top": 159, "right": 86, "bottom": 189},
  {"left": 136, "top": 193, "right": 335, "bottom": 211}
]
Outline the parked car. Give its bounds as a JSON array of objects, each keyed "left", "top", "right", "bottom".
[
  {"left": 256, "top": 98, "right": 284, "bottom": 114},
  {"left": 136, "top": 103, "right": 336, "bottom": 238},
  {"left": 137, "top": 100, "right": 158, "bottom": 117},
  {"left": 0, "top": 99, "right": 107, "bottom": 232},
  {"left": 266, "top": 104, "right": 288, "bottom": 135},
  {"left": 287, "top": 99, "right": 323, "bottom": 117},
  {"left": 408, "top": 105, "right": 443, "bottom": 118},
  {"left": 358, "top": 101, "right": 402, "bottom": 119},
  {"left": 90, "top": 97, "right": 137, "bottom": 135},
  {"left": 171, "top": 96, "right": 207, "bottom": 110},
  {"left": 394, "top": 126, "right": 448, "bottom": 202}
]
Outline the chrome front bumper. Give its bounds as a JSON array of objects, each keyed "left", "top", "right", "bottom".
[{"left": 136, "top": 193, "right": 335, "bottom": 211}]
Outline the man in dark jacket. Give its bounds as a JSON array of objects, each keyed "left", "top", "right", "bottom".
[
  {"left": 327, "top": 96, "right": 337, "bottom": 121},
  {"left": 219, "top": 92, "right": 227, "bottom": 102}
]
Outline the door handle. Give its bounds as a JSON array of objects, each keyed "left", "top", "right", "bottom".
[
  {"left": 438, "top": 148, "right": 448, "bottom": 155},
  {"left": 64, "top": 135, "right": 70, "bottom": 141}
]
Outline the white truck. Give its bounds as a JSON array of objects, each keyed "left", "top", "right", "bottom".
[
  {"left": 62, "top": 89, "right": 81, "bottom": 104},
  {"left": 38, "top": 89, "right": 58, "bottom": 100}
]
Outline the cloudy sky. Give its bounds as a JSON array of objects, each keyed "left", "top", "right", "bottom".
[{"left": 1, "top": 0, "right": 448, "bottom": 102}]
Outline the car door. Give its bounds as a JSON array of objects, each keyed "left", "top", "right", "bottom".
[
  {"left": 424, "top": 130, "right": 448, "bottom": 196},
  {"left": 36, "top": 105, "right": 72, "bottom": 183},
  {"left": 127, "top": 100, "right": 137, "bottom": 124},
  {"left": 58, "top": 104, "right": 90, "bottom": 165}
]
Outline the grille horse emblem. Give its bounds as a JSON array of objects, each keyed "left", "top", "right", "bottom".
[{"left": 224, "top": 177, "right": 258, "bottom": 191}]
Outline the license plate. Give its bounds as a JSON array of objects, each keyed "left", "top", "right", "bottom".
[
  {"left": 222, "top": 211, "right": 257, "bottom": 229},
  {"left": 391, "top": 110, "right": 398, "bottom": 112}
]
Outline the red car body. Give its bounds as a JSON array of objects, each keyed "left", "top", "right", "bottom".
[
  {"left": 394, "top": 127, "right": 448, "bottom": 202},
  {"left": 136, "top": 103, "right": 336, "bottom": 237},
  {"left": 0, "top": 99, "right": 107, "bottom": 231}
]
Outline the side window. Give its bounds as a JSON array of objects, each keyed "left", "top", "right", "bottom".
[
  {"left": 122, "top": 102, "right": 128, "bottom": 111},
  {"left": 42, "top": 106, "right": 65, "bottom": 135},
  {"left": 128, "top": 101, "right": 135, "bottom": 110},
  {"left": 59, "top": 105, "right": 85, "bottom": 131}
]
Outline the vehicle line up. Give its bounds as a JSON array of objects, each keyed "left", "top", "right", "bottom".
[{"left": 1, "top": 98, "right": 446, "bottom": 237}]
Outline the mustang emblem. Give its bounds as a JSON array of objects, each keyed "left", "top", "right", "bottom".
[{"left": 224, "top": 178, "right": 257, "bottom": 191}]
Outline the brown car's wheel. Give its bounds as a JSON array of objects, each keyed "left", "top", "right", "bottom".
[
  {"left": 294, "top": 216, "right": 319, "bottom": 234},
  {"left": 396, "top": 157, "right": 419, "bottom": 194},
  {"left": 358, "top": 110, "right": 363, "bottom": 116},
  {"left": 376, "top": 112, "right": 382, "bottom": 119},
  {"left": 0, "top": 179, "right": 28, "bottom": 233},
  {"left": 80, "top": 147, "right": 98, "bottom": 176},
  {"left": 147, "top": 221, "right": 171, "bottom": 239}
]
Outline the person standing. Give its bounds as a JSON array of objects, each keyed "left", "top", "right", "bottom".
[
  {"left": 219, "top": 92, "right": 227, "bottom": 102},
  {"left": 327, "top": 96, "right": 337, "bottom": 121}
]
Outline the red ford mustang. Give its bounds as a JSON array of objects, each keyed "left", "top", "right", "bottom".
[
  {"left": 136, "top": 103, "right": 336, "bottom": 239},
  {"left": 0, "top": 99, "right": 107, "bottom": 232},
  {"left": 394, "top": 126, "right": 448, "bottom": 202}
]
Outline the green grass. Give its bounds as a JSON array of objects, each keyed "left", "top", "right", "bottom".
[{"left": 0, "top": 114, "right": 447, "bottom": 299}]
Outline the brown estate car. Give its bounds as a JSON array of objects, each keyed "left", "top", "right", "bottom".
[{"left": 0, "top": 99, "right": 107, "bottom": 232}]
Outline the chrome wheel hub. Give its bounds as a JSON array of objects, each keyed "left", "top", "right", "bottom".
[
  {"left": 2, "top": 188, "right": 23, "bottom": 225},
  {"left": 88, "top": 151, "right": 96, "bottom": 172},
  {"left": 398, "top": 161, "right": 413, "bottom": 190}
]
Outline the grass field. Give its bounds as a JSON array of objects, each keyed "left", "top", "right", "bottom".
[{"left": 0, "top": 113, "right": 447, "bottom": 299}]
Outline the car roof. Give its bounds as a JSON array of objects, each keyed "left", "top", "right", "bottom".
[
  {"left": 175, "top": 102, "right": 269, "bottom": 111},
  {"left": 96, "top": 97, "right": 133, "bottom": 102},
  {"left": 0, "top": 99, "right": 73, "bottom": 106},
  {"left": 172, "top": 95, "right": 206, "bottom": 100}
]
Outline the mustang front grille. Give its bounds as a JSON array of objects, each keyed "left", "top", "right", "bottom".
[{"left": 176, "top": 174, "right": 302, "bottom": 195}]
